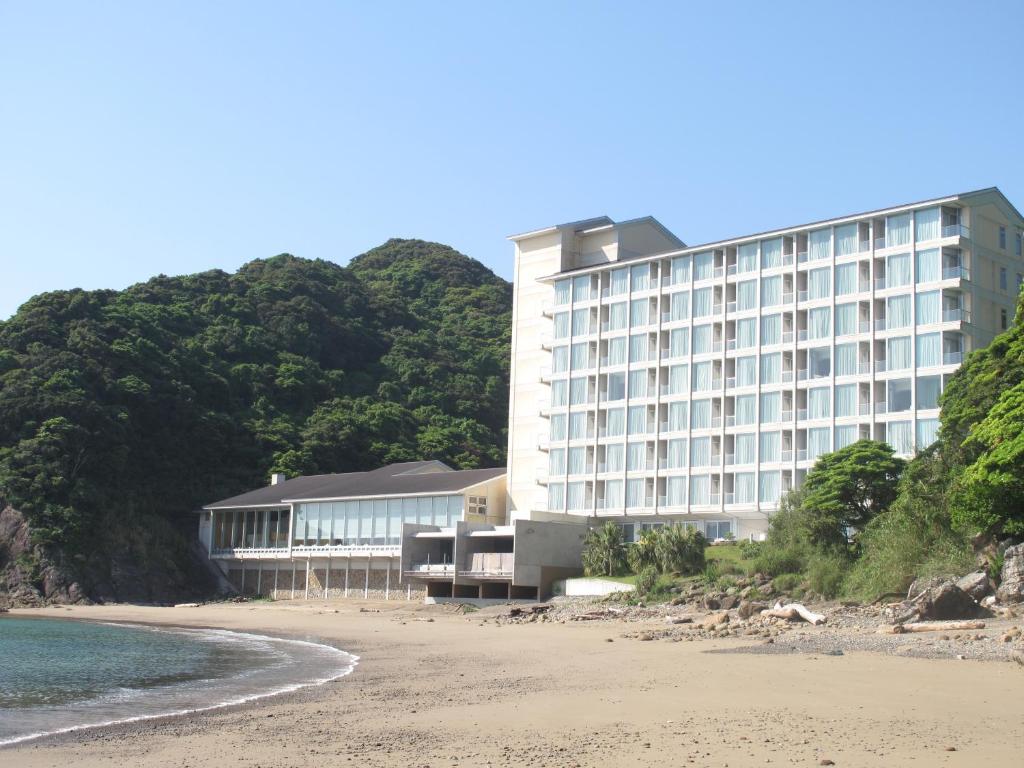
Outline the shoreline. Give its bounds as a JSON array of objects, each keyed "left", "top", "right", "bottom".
[
  {"left": 0, "top": 612, "right": 359, "bottom": 749},
  {"left": 6, "top": 600, "right": 1023, "bottom": 767}
]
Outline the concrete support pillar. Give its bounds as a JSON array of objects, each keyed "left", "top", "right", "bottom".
[
  {"left": 304, "top": 559, "right": 310, "bottom": 600},
  {"left": 364, "top": 556, "right": 370, "bottom": 599},
  {"left": 385, "top": 563, "right": 391, "bottom": 600},
  {"left": 326, "top": 556, "right": 331, "bottom": 598},
  {"left": 240, "top": 561, "right": 246, "bottom": 594},
  {"left": 274, "top": 562, "right": 279, "bottom": 599},
  {"left": 407, "top": 583, "right": 411, "bottom": 600},
  {"left": 256, "top": 562, "right": 262, "bottom": 595},
  {"left": 291, "top": 561, "right": 296, "bottom": 599},
  {"left": 345, "top": 560, "right": 350, "bottom": 597}
]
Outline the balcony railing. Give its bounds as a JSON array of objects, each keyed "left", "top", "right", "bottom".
[
  {"left": 725, "top": 415, "right": 736, "bottom": 427},
  {"left": 782, "top": 331, "right": 795, "bottom": 344},
  {"left": 781, "top": 450, "right": 793, "bottom": 462},
  {"left": 875, "top": 359, "right": 887, "bottom": 373},
  {"left": 797, "top": 251, "right": 808, "bottom": 263},
  {"left": 726, "top": 264, "right": 737, "bottom": 276},
  {"left": 859, "top": 403, "right": 871, "bottom": 416},
  {"left": 858, "top": 320, "right": 871, "bottom": 333},
  {"left": 859, "top": 239, "right": 871, "bottom": 253},
  {"left": 781, "top": 370, "right": 794, "bottom": 382},
  {"left": 942, "top": 223, "right": 970, "bottom": 239},
  {"left": 798, "top": 329, "right": 808, "bottom": 341},
  {"left": 781, "top": 409, "right": 793, "bottom": 422},
  {"left": 408, "top": 562, "right": 455, "bottom": 574},
  {"left": 944, "top": 350, "right": 964, "bottom": 365},
  {"left": 874, "top": 319, "right": 887, "bottom": 331},
  {"left": 874, "top": 277, "right": 888, "bottom": 290},
  {"left": 724, "top": 492, "right": 735, "bottom": 505},
  {"left": 797, "top": 449, "right": 809, "bottom": 462},
  {"left": 782, "top": 253, "right": 795, "bottom": 266},
  {"left": 713, "top": 267, "right": 724, "bottom": 279},
  {"left": 797, "top": 408, "right": 808, "bottom": 421},
  {"left": 874, "top": 236, "right": 887, "bottom": 250},
  {"left": 797, "top": 368, "right": 808, "bottom": 381},
  {"left": 724, "top": 453, "right": 735, "bottom": 466},
  {"left": 943, "top": 265, "right": 970, "bottom": 281},
  {"left": 711, "top": 341, "right": 724, "bottom": 353},
  {"left": 782, "top": 291, "right": 794, "bottom": 303},
  {"left": 797, "top": 289, "right": 809, "bottom": 302},
  {"left": 726, "top": 301, "right": 737, "bottom": 313},
  {"left": 858, "top": 279, "right": 871, "bottom": 292},
  {"left": 709, "top": 493, "right": 721, "bottom": 505},
  {"left": 876, "top": 400, "right": 888, "bottom": 414},
  {"left": 943, "top": 308, "right": 970, "bottom": 323},
  {"left": 725, "top": 376, "right": 736, "bottom": 389}
]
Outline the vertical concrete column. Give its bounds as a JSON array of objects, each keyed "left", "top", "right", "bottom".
[
  {"left": 304, "top": 559, "right": 310, "bottom": 600},
  {"left": 364, "top": 556, "right": 370, "bottom": 598}
]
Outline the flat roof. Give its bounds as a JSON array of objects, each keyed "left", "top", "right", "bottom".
[{"left": 204, "top": 461, "right": 505, "bottom": 509}]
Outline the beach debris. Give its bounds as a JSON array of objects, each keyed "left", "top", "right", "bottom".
[
  {"left": 1011, "top": 650, "right": 1024, "bottom": 667},
  {"left": 173, "top": 602, "right": 201, "bottom": 608},
  {"left": 883, "top": 579, "right": 982, "bottom": 624},
  {"left": 760, "top": 602, "right": 826, "bottom": 625},
  {"left": 737, "top": 599, "right": 768, "bottom": 619},
  {"left": 878, "top": 620, "right": 986, "bottom": 635},
  {"left": 664, "top": 615, "right": 693, "bottom": 625},
  {"left": 955, "top": 571, "right": 993, "bottom": 601},
  {"left": 701, "top": 611, "right": 730, "bottom": 629}
]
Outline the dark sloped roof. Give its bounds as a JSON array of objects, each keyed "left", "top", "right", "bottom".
[{"left": 203, "top": 462, "right": 505, "bottom": 509}]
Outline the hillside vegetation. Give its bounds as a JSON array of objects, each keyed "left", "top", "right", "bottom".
[{"left": 0, "top": 240, "right": 511, "bottom": 603}]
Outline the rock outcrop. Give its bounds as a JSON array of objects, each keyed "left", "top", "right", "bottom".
[{"left": 996, "top": 543, "right": 1024, "bottom": 604}]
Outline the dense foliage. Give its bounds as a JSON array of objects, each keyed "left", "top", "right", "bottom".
[
  {"left": 0, "top": 240, "right": 512, "bottom": 593},
  {"left": 581, "top": 522, "right": 628, "bottom": 577}
]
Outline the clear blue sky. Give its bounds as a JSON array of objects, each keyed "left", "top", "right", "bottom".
[{"left": 2, "top": 1, "right": 1022, "bottom": 319}]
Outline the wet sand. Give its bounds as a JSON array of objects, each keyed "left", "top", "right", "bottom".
[{"left": 6, "top": 599, "right": 1023, "bottom": 767}]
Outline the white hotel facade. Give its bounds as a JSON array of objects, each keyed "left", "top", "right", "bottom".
[{"left": 506, "top": 188, "right": 1024, "bottom": 541}]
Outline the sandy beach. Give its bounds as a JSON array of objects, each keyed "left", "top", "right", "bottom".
[{"left": 4, "top": 599, "right": 1023, "bottom": 768}]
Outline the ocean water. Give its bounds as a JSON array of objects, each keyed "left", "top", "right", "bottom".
[{"left": 0, "top": 616, "right": 357, "bottom": 746}]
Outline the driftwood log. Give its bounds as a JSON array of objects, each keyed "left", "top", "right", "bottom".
[
  {"left": 877, "top": 620, "right": 986, "bottom": 634},
  {"left": 760, "top": 602, "right": 827, "bottom": 625}
]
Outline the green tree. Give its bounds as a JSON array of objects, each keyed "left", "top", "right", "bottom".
[
  {"left": 582, "top": 522, "right": 628, "bottom": 577},
  {"left": 626, "top": 528, "right": 659, "bottom": 573},
  {"left": 654, "top": 525, "right": 706, "bottom": 575}
]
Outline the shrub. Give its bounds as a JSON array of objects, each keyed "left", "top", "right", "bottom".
[
  {"left": 738, "top": 539, "right": 764, "bottom": 560},
  {"left": 805, "top": 551, "right": 850, "bottom": 599},
  {"left": 634, "top": 566, "right": 658, "bottom": 596},
  {"left": 772, "top": 572, "right": 802, "bottom": 594},
  {"left": 582, "top": 522, "right": 628, "bottom": 577},
  {"left": 701, "top": 561, "right": 721, "bottom": 588},
  {"left": 655, "top": 525, "right": 706, "bottom": 575},
  {"left": 627, "top": 528, "right": 659, "bottom": 574}
]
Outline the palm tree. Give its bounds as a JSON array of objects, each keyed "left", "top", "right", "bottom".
[
  {"left": 655, "top": 525, "right": 706, "bottom": 575},
  {"left": 582, "top": 522, "right": 628, "bottom": 576},
  {"left": 627, "top": 528, "right": 659, "bottom": 573}
]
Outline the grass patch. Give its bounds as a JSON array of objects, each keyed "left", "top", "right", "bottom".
[{"left": 705, "top": 544, "right": 756, "bottom": 577}]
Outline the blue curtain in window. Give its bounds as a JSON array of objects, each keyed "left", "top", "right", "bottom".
[
  {"left": 809, "top": 229, "right": 831, "bottom": 261},
  {"left": 916, "top": 249, "right": 940, "bottom": 283},
  {"left": 808, "top": 427, "right": 831, "bottom": 459},
  {"left": 760, "top": 392, "right": 780, "bottom": 423},
  {"left": 550, "top": 414, "right": 567, "bottom": 441},
  {"left": 667, "top": 439, "right": 687, "bottom": 468},
  {"left": 608, "top": 302, "right": 627, "bottom": 331},
  {"left": 761, "top": 238, "right": 782, "bottom": 269},
  {"left": 835, "top": 425, "right": 857, "bottom": 450},
  {"left": 737, "top": 356, "right": 757, "bottom": 386},
  {"left": 630, "top": 299, "right": 648, "bottom": 327},
  {"left": 916, "top": 418, "right": 940, "bottom": 449},
  {"left": 607, "top": 337, "right": 626, "bottom": 366},
  {"left": 760, "top": 353, "right": 780, "bottom": 384},
  {"left": 738, "top": 243, "right": 758, "bottom": 273},
  {"left": 551, "top": 380, "right": 567, "bottom": 406},
  {"left": 626, "top": 479, "right": 645, "bottom": 508},
  {"left": 887, "top": 336, "right": 911, "bottom": 370},
  {"left": 554, "top": 312, "right": 570, "bottom": 338},
  {"left": 627, "top": 406, "right": 646, "bottom": 434},
  {"left": 552, "top": 346, "right": 569, "bottom": 373},
  {"left": 554, "top": 280, "right": 571, "bottom": 305},
  {"left": 626, "top": 441, "right": 646, "bottom": 471},
  {"left": 834, "top": 262, "right": 857, "bottom": 295},
  {"left": 668, "top": 401, "right": 688, "bottom": 431},
  {"left": 809, "top": 267, "right": 831, "bottom": 299},
  {"left": 604, "top": 479, "right": 623, "bottom": 509},
  {"left": 605, "top": 444, "right": 624, "bottom": 471},
  {"left": 692, "top": 325, "right": 712, "bottom": 354},
  {"left": 670, "top": 328, "right": 689, "bottom": 358},
  {"left": 835, "top": 303, "right": 856, "bottom": 335},
  {"left": 692, "top": 361, "right": 713, "bottom": 391},
  {"left": 887, "top": 213, "right": 912, "bottom": 247},
  {"left": 690, "top": 399, "right": 711, "bottom": 428},
  {"left": 735, "top": 433, "right": 756, "bottom": 464},
  {"left": 610, "top": 268, "right": 628, "bottom": 296},
  {"left": 671, "top": 257, "right": 690, "bottom": 285},
  {"left": 630, "top": 265, "right": 649, "bottom": 291},
  {"left": 570, "top": 376, "right": 588, "bottom": 405},
  {"left": 666, "top": 477, "right": 686, "bottom": 506},
  {"left": 917, "top": 333, "right": 941, "bottom": 367},
  {"left": 671, "top": 292, "right": 690, "bottom": 320},
  {"left": 737, "top": 318, "right": 757, "bottom": 348},
  {"left": 887, "top": 295, "right": 911, "bottom": 328},
  {"left": 572, "top": 308, "right": 590, "bottom": 334},
  {"left": 760, "top": 431, "right": 780, "bottom": 462},
  {"left": 736, "top": 394, "right": 756, "bottom": 425},
  {"left": 808, "top": 387, "right": 830, "bottom": 418},
  {"left": 835, "top": 343, "right": 857, "bottom": 376},
  {"left": 569, "top": 412, "right": 587, "bottom": 440},
  {"left": 547, "top": 483, "right": 565, "bottom": 511},
  {"left": 809, "top": 307, "right": 831, "bottom": 339},
  {"left": 668, "top": 364, "right": 688, "bottom": 394},
  {"left": 738, "top": 280, "right": 757, "bottom": 310},
  {"left": 761, "top": 314, "right": 781, "bottom": 345},
  {"left": 606, "top": 408, "right": 625, "bottom": 436},
  {"left": 690, "top": 437, "right": 712, "bottom": 466},
  {"left": 567, "top": 482, "right": 586, "bottom": 510},
  {"left": 693, "top": 287, "right": 713, "bottom": 317},
  {"left": 693, "top": 252, "right": 714, "bottom": 281},
  {"left": 735, "top": 472, "right": 756, "bottom": 503},
  {"left": 548, "top": 448, "right": 566, "bottom": 475},
  {"left": 568, "top": 447, "right": 587, "bottom": 475},
  {"left": 887, "top": 421, "right": 913, "bottom": 454},
  {"left": 761, "top": 276, "right": 781, "bottom": 307},
  {"left": 887, "top": 253, "right": 911, "bottom": 287},
  {"left": 629, "top": 333, "right": 647, "bottom": 362},
  {"left": 915, "top": 208, "right": 940, "bottom": 242},
  {"left": 573, "top": 276, "right": 590, "bottom": 302},
  {"left": 834, "top": 384, "right": 856, "bottom": 417},
  {"left": 689, "top": 475, "right": 710, "bottom": 505},
  {"left": 835, "top": 223, "right": 859, "bottom": 256},
  {"left": 629, "top": 369, "right": 647, "bottom": 398},
  {"left": 916, "top": 291, "right": 939, "bottom": 324},
  {"left": 759, "top": 471, "right": 781, "bottom": 503},
  {"left": 571, "top": 342, "right": 589, "bottom": 370}
]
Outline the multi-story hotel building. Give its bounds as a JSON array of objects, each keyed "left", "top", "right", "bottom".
[{"left": 506, "top": 187, "right": 1024, "bottom": 541}]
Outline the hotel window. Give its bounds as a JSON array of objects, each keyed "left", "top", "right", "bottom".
[
  {"left": 629, "top": 369, "right": 648, "bottom": 398},
  {"left": 916, "top": 249, "right": 940, "bottom": 283},
  {"left": 610, "top": 268, "right": 628, "bottom": 296},
  {"left": 808, "top": 387, "right": 830, "bottom": 419},
  {"left": 692, "top": 325, "right": 712, "bottom": 355},
  {"left": 760, "top": 431, "right": 780, "bottom": 462},
  {"left": 1017, "top": 233, "right": 1023, "bottom": 257},
  {"left": 567, "top": 482, "right": 587, "bottom": 510},
  {"left": 835, "top": 262, "right": 857, "bottom": 296},
  {"left": 690, "top": 399, "right": 711, "bottom": 429},
  {"left": 608, "top": 301, "right": 627, "bottom": 331},
  {"left": 735, "top": 433, "right": 756, "bottom": 464},
  {"left": 761, "top": 314, "right": 782, "bottom": 345},
  {"left": 738, "top": 243, "right": 758, "bottom": 274},
  {"left": 568, "top": 447, "right": 587, "bottom": 475},
  {"left": 691, "top": 437, "right": 712, "bottom": 467},
  {"left": 916, "top": 290, "right": 940, "bottom": 325},
  {"left": 606, "top": 373, "right": 626, "bottom": 401},
  {"left": 917, "top": 418, "right": 940, "bottom": 450},
  {"left": 887, "top": 295, "right": 912, "bottom": 329},
  {"left": 917, "top": 333, "right": 941, "bottom": 368},
  {"left": 999, "top": 226, "right": 1007, "bottom": 250},
  {"left": 808, "top": 307, "right": 831, "bottom": 339},
  {"left": 693, "top": 287, "right": 713, "bottom": 317},
  {"left": 626, "top": 479, "right": 646, "bottom": 508},
  {"left": 554, "top": 280, "right": 571, "bottom": 305},
  {"left": 689, "top": 475, "right": 711, "bottom": 505},
  {"left": 761, "top": 275, "right": 781, "bottom": 307},
  {"left": 569, "top": 412, "right": 588, "bottom": 440},
  {"left": 915, "top": 208, "right": 940, "bottom": 242},
  {"left": 573, "top": 275, "right": 591, "bottom": 302},
  {"left": 735, "top": 472, "right": 756, "bottom": 503},
  {"left": 550, "top": 414, "right": 567, "bottom": 441},
  {"left": 631, "top": 264, "right": 650, "bottom": 291},
  {"left": 629, "top": 333, "right": 647, "bottom": 363},
  {"left": 1002, "top": 309, "right": 1009, "bottom": 330},
  {"left": 551, "top": 380, "right": 568, "bottom": 407},
  {"left": 759, "top": 471, "right": 781, "bottom": 504},
  {"left": 1000, "top": 267, "right": 1008, "bottom": 292},
  {"left": 737, "top": 280, "right": 757, "bottom": 311},
  {"left": 572, "top": 308, "right": 590, "bottom": 335},
  {"left": 665, "top": 477, "right": 687, "bottom": 506},
  {"left": 669, "top": 328, "right": 690, "bottom": 358},
  {"left": 667, "top": 401, "right": 688, "bottom": 431},
  {"left": 569, "top": 376, "right": 589, "bottom": 405},
  {"left": 887, "top": 336, "right": 911, "bottom": 371},
  {"left": 666, "top": 438, "right": 688, "bottom": 468},
  {"left": 835, "top": 223, "right": 858, "bottom": 257},
  {"left": 627, "top": 405, "right": 647, "bottom": 434},
  {"left": 670, "top": 291, "right": 690, "bottom": 321},
  {"left": 552, "top": 346, "right": 569, "bottom": 373},
  {"left": 809, "top": 267, "right": 831, "bottom": 299},
  {"left": 888, "top": 378, "right": 912, "bottom": 413},
  {"left": 808, "top": 346, "right": 831, "bottom": 378},
  {"left": 571, "top": 342, "right": 590, "bottom": 370},
  {"left": 737, "top": 355, "right": 757, "bottom": 386},
  {"left": 835, "top": 424, "right": 857, "bottom": 450},
  {"left": 606, "top": 336, "right": 627, "bottom": 366},
  {"left": 887, "top": 252, "right": 911, "bottom": 287},
  {"left": 735, "top": 394, "right": 756, "bottom": 426},
  {"left": 668, "top": 364, "right": 689, "bottom": 394},
  {"left": 835, "top": 302, "right": 856, "bottom": 336},
  {"left": 605, "top": 443, "right": 624, "bottom": 472},
  {"left": 917, "top": 376, "right": 941, "bottom": 410},
  {"left": 604, "top": 480, "right": 623, "bottom": 509},
  {"left": 547, "top": 483, "right": 565, "bottom": 511},
  {"left": 759, "top": 353, "right": 780, "bottom": 384},
  {"left": 737, "top": 317, "right": 757, "bottom": 348},
  {"left": 809, "top": 228, "right": 831, "bottom": 261},
  {"left": 626, "top": 441, "right": 647, "bottom": 471},
  {"left": 548, "top": 448, "right": 566, "bottom": 475},
  {"left": 630, "top": 299, "right": 649, "bottom": 327},
  {"left": 694, "top": 251, "right": 714, "bottom": 281},
  {"left": 554, "top": 312, "right": 570, "bottom": 339},
  {"left": 760, "top": 392, "right": 781, "bottom": 423},
  {"left": 834, "top": 384, "right": 857, "bottom": 417},
  {"left": 671, "top": 256, "right": 691, "bottom": 285},
  {"left": 887, "top": 213, "right": 911, "bottom": 247},
  {"left": 888, "top": 421, "right": 913, "bottom": 455},
  {"left": 808, "top": 427, "right": 831, "bottom": 460},
  {"left": 761, "top": 238, "right": 783, "bottom": 269},
  {"left": 692, "top": 361, "right": 714, "bottom": 391}
]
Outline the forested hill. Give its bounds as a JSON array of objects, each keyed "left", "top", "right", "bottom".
[{"left": 0, "top": 239, "right": 512, "bottom": 604}]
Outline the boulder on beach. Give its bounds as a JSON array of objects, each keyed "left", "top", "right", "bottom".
[{"left": 996, "top": 543, "right": 1024, "bottom": 604}]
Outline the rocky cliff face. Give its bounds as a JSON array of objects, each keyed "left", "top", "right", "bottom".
[{"left": 0, "top": 503, "right": 219, "bottom": 607}]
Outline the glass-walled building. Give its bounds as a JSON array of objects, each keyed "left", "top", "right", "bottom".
[{"left": 507, "top": 188, "right": 1024, "bottom": 540}]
